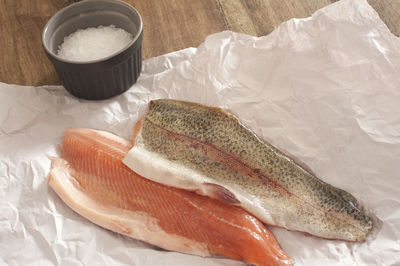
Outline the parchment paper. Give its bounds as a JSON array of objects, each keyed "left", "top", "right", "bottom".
[{"left": 1, "top": 0, "right": 399, "bottom": 265}]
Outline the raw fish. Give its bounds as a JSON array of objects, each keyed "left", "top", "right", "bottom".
[
  {"left": 49, "top": 128, "right": 292, "bottom": 266},
  {"left": 124, "top": 99, "right": 373, "bottom": 241}
]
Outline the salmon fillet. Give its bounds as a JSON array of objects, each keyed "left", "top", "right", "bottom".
[
  {"left": 123, "top": 99, "right": 373, "bottom": 241},
  {"left": 48, "top": 128, "right": 292, "bottom": 266}
]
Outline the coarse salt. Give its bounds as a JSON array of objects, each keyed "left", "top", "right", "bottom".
[{"left": 57, "top": 25, "right": 133, "bottom": 62}]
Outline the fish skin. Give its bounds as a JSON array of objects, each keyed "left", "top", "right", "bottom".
[
  {"left": 48, "top": 128, "right": 292, "bottom": 266},
  {"left": 124, "top": 99, "right": 373, "bottom": 242}
]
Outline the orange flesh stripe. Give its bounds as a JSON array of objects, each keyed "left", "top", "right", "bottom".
[
  {"left": 49, "top": 128, "right": 292, "bottom": 266},
  {"left": 132, "top": 117, "right": 142, "bottom": 142}
]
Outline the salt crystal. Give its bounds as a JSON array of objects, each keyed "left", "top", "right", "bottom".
[{"left": 57, "top": 25, "right": 133, "bottom": 62}]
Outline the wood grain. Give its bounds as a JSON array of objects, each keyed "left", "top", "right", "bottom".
[
  {"left": 217, "top": 0, "right": 400, "bottom": 37},
  {"left": 0, "top": 0, "right": 65, "bottom": 85},
  {"left": 132, "top": 0, "right": 225, "bottom": 60},
  {"left": 0, "top": 0, "right": 399, "bottom": 86},
  {"left": 368, "top": 0, "right": 400, "bottom": 37},
  {"left": 216, "top": 0, "right": 337, "bottom": 36}
]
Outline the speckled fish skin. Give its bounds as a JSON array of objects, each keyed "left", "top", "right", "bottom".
[{"left": 124, "top": 99, "right": 373, "bottom": 242}]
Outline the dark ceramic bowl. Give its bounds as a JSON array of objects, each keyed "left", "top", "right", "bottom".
[{"left": 42, "top": 0, "right": 143, "bottom": 100}]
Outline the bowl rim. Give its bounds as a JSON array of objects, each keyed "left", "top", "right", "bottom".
[{"left": 42, "top": 0, "right": 143, "bottom": 65}]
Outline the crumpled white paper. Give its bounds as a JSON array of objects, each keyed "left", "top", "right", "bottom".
[{"left": 1, "top": 0, "right": 399, "bottom": 265}]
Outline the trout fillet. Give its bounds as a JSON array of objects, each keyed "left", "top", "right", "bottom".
[
  {"left": 48, "top": 128, "right": 292, "bottom": 266},
  {"left": 123, "top": 99, "right": 373, "bottom": 242}
]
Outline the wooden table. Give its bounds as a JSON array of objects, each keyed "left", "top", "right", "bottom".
[{"left": 1, "top": 0, "right": 399, "bottom": 86}]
